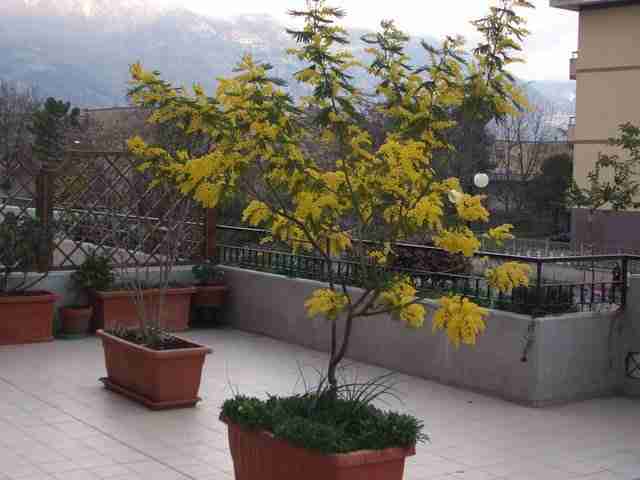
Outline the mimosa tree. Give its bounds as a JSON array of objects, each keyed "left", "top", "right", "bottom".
[{"left": 127, "top": 0, "right": 533, "bottom": 393}]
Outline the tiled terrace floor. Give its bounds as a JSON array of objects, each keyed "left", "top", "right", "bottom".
[{"left": 0, "top": 328, "right": 639, "bottom": 480}]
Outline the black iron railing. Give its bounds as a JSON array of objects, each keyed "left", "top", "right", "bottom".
[{"left": 216, "top": 225, "right": 633, "bottom": 317}]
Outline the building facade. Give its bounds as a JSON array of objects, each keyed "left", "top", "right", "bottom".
[{"left": 551, "top": 0, "right": 640, "bottom": 249}]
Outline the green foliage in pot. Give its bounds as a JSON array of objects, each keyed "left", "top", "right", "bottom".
[
  {"left": 192, "top": 261, "right": 225, "bottom": 286},
  {"left": 0, "top": 212, "right": 49, "bottom": 294},
  {"left": 71, "top": 253, "right": 115, "bottom": 292},
  {"left": 222, "top": 373, "right": 428, "bottom": 454}
]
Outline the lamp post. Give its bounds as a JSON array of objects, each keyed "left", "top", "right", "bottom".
[
  {"left": 473, "top": 172, "right": 489, "bottom": 190},
  {"left": 448, "top": 172, "right": 490, "bottom": 203}
]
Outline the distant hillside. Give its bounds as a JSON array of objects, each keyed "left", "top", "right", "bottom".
[{"left": 0, "top": 0, "right": 576, "bottom": 114}]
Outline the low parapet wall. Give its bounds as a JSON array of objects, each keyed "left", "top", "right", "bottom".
[{"left": 219, "top": 266, "right": 630, "bottom": 406}]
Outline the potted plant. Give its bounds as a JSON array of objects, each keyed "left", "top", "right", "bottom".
[
  {"left": 128, "top": 0, "right": 533, "bottom": 474},
  {"left": 97, "top": 200, "right": 211, "bottom": 410},
  {"left": 0, "top": 212, "right": 58, "bottom": 345},
  {"left": 58, "top": 304, "right": 93, "bottom": 338},
  {"left": 87, "top": 254, "right": 196, "bottom": 333},
  {"left": 58, "top": 253, "right": 112, "bottom": 337},
  {"left": 192, "top": 261, "right": 228, "bottom": 308}
]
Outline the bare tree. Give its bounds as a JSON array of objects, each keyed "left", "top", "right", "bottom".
[
  {"left": 108, "top": 187, "right": 193, "bottom": 346},
  {"left": 0, "top": 81, "right": 41, "bottom": 196},
  {"left": 491, "top": 101, "right": 569, "bottom": 215}
]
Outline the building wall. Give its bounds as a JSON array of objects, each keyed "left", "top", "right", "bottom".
[
  {"left": 578, "top": 4, "right": 640, "bottom": 70},
  {"left": 572, "top": 208, "right": 640, "bottom": 251},
  {"left": 567, "top": 3, "right": 640, "bottom": 246},
  {"left": 551, "top": 0, "right": 636, "bottom": 10},
  {"left": 573, "top": 4, "right": 640, "bottom": 188}
]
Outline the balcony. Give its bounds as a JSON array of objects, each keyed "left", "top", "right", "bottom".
[
  {"left": 550, "top": 0, "right": 629, "bottom": 10},
  {"left": 568, "top": 116, "right": 576, "bottom": 142},
  {"left": 570, "top": 51, "right": 578, "bottom": 80}
]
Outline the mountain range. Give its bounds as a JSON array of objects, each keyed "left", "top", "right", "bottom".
[{"left": 0, "top": 0, "right": 576, "bottom": 115}]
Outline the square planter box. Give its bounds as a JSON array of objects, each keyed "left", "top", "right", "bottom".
[
  {"left": 90, "top": 287, "right": 197, "bottom": 332},
  {"left": 193, "top": 283, "right": 229, "bottom": 308},
  {"left": 223, "top": 419, "right": 415, "bottom": 480},
  {"left": 0, "top": 291, "right": 57, "bottom": 346},
  {"left": 98, "top": 329, "right": 211, "bottom": 410}
]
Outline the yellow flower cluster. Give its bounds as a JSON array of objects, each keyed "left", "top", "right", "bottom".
[
  {"left": 368, "top": 250, "right": 388, "bottom": 265},
  {"left": 434, "top": 227, "right": 481, "bottom": 257},
  {"left": 368, "top": 243, "right": 393, "bottom": 266},
  {"left": 400, "top": 304, "right": 426, "bottom": 329},
  {"left": 378, "top": 277, "right": 426, "bottom": 329},
  {"left": 126, "top": 0, "right": 535, "bottom": 359},
  {"left": 454, "top": 194, "right": 489, "bottom": 223},
  {"left": 242, "top": 200, "right": 271, "bottom": 226},
  {"left": 321, "top": 230, "right": 353, "bottom": 257},
  {"left": 409, "top": 194, "right": 443, "bottom": 230},
  {"left": 486, "top": 262, "right": 531, "bottom": 293},
  {"left": 322, "top": 171, "right": 346, "bottom": 191},
  {"left": 432, "top": 296, "right": 488, "bottom": 347},
  {"left": 485, "top": 224, "right": 515, "bottom": 245},
  {"left": 304, "top": 289, "right": 349, "bottom": 321}
]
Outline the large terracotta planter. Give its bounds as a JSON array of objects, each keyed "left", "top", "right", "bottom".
[
  {"left": 223, "top": 419, "right": 415, "bottom": 480},
  {"left": 0, "top": 291, "right": 57, "bottom": 346},
  {"left": 192, "top": 283, "right": 229, "bottom": 308},
  {"left": 97, "top": 329, "right": 211, "bottom": 410},
  {"left": 60, "top": 306, "right": 93, "bottom": 336},
  {"left": 90, "top": 287, "right": 197, "bottom": 332}
]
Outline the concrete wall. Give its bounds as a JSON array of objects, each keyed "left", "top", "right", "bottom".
[
  {"left": 623, "top": 276, "right": 640, "bottom": 396},
  {"left": 571, "top": 208, "right": 640, "bottom": 250},
  {"left": 534, "top": 309, "right": 625, "bottom": 404},
  {"left": 219, "top": 266, "right": 631, "bottom": 406}
]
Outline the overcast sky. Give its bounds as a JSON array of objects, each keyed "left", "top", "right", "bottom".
[{"left": 162, "top": 0, "right": 579, "bottom": 82}]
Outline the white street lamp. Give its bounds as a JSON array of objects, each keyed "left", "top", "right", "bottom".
[{"left": 473, "top": 172, "right": 489, "bottom": 189}]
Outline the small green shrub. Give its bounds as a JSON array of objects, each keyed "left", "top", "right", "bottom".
[
  {"left": 221, "top": 394, "right": 427, "bottom": 454},
  {"left": 71, "top": 253, "right": 114, "bottom": 292},
  {"left": 192, "top": 261, "right": 225, "bottom": 285},
  {"left": 393, "top": 244, "right": 470, "bottom": 274},
  {"left": 0, "top": 212, "right": 49, "bottom": 294},
  {"left": 502, "top": 285, "right": 577, "bottom": 316}
]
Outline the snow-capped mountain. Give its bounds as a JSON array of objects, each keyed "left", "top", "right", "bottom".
[
  {"left": 0, "top": 1, "right": 576, "bottom": 114},
  {"left": 3, "top": 0, "right": 165, "bottom": 19}
]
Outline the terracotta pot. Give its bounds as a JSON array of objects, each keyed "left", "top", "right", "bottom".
[
  {"left": 60, "top": 306, "right": 93, "bottom": 336},
  {"left": 0, "top": 291, "right": 57, "bottom": 346},
  {"left": 193, "top": 283, "right": 228, "bottom": 308},
  {"left": 90, "top": 287, "right": 197, "bottom": 332},
  {"left": 97, "top": 329, "right": 211, "bottom": 410},
  {"left": 222, "top": 419, "right": 415, "bottom": 480}
]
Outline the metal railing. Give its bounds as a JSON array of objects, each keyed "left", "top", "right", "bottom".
[{"left": 216, "top": 225, "right": 631, "bottom": 317}]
